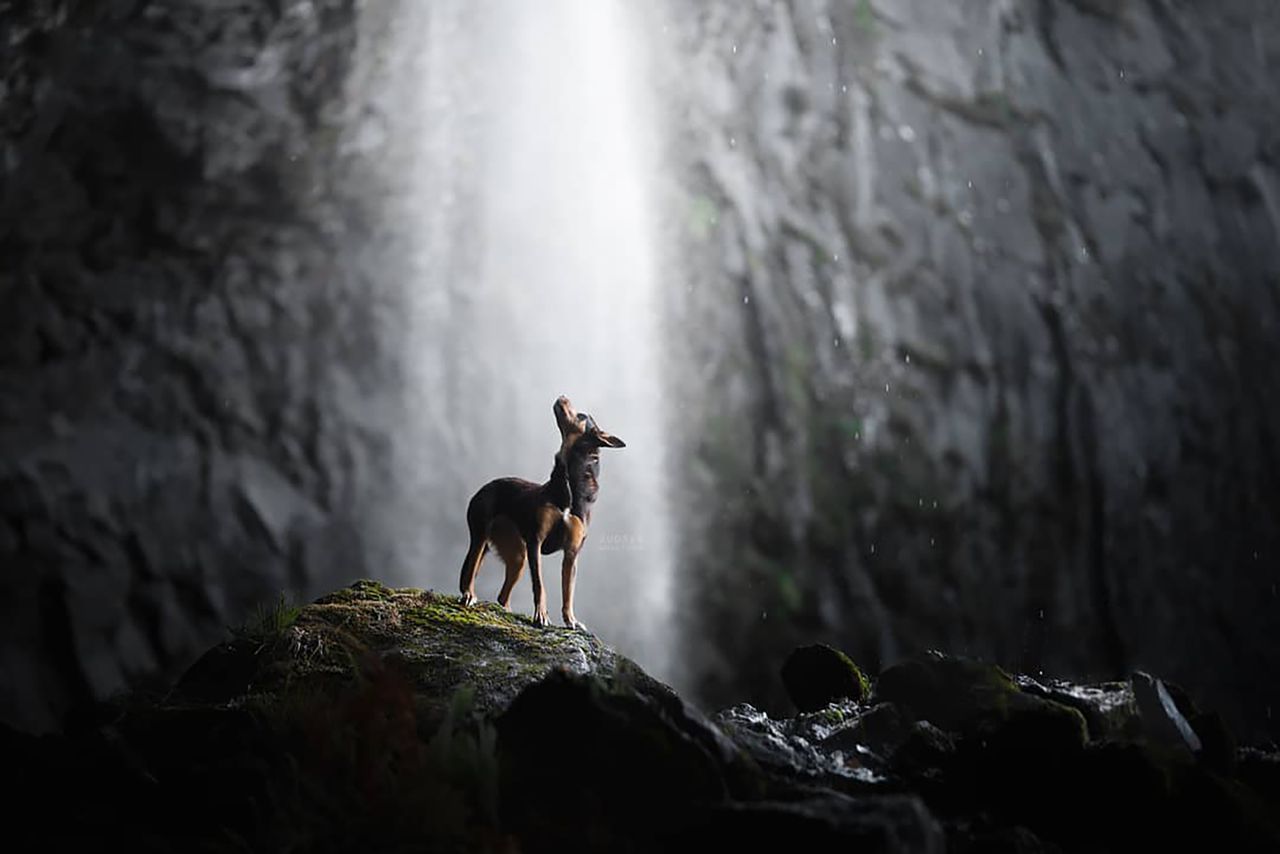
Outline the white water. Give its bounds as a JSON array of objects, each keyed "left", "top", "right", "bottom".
[{"left": 382, "top": 0, "right": 674, "bottom": 680}]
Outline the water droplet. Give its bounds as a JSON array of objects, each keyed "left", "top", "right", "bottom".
[
  {"left": 729, "top": 137, "right": 736, "bottom": 147},
  {"left": 841, "top": 84, "right": 848, "bottom": 93},
  {"left": 897, "top": 124, "right": 916, "bottom": 142},
  {"left": 834, "top": 337, "right": 840, "bottom": 348},
  {"left": 732, "top": 44, "right": 737, "bottom": 54},
  {"left": 832, "top": 37, "right": 838, "bottom": 45},
  {"left": 904, "top": 353, "right": 911, "bottom": 364},
  {"left": 884, "top": 382, "right": 891, "bottom": 393},
  {"left": 1038, "top": 609, "right": 1044, "bottom": 619},
  {"left": 929, "top": 538, "right": 935, "bottom": 546},
  {"left": 833, "top": 253, "right": 839, "bottom": 262},
  {"left": 870, "top": 544, "right": 876, "bottom": 555},
  {"left": 742, "top": 295, "right": 750, "bottom": 304}
]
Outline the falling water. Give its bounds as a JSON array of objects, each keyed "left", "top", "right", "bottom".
[{"left": 373, "top": 1, "right": 674, "bottom": 680}]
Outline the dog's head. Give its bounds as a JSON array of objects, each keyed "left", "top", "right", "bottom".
[{"left": 553, "top": 395, "right": 625, "bottom": 460}]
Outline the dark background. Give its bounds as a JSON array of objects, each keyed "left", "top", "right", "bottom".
[{"left": 3, "top": 0, "right": 1278, "bottom": 744}]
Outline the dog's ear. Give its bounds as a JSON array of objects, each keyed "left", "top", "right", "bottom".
[{"left": 595, "top": 430, "right": 626, "bottom": 449}]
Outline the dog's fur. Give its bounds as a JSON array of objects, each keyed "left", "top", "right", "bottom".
[{"left": 458, "top": 396, "right": 624, "bottom": 628}]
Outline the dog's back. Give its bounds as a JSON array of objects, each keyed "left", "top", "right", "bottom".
[{"left": 466, "top": 475, "right": 558, "bottom": 533}]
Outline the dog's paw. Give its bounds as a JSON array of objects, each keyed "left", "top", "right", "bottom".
[
  {"left": 461, "top": 592, "right": 477, "bottom": 608},
  {"left": 532, "top": 610, "right": 550, "bottom": 627},
  {"left": 563, "top": 615, "right": 588, "bottom": 632}
]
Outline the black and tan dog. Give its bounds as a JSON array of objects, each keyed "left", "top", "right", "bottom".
[{"left": 459, "top": 395, "right": 625, "bottom": 629}]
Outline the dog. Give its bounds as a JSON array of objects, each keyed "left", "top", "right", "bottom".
[{"left": 458, "top": 395, "right": 625, "bottom": 628}]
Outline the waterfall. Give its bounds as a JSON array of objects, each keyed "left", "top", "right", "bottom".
[{"left": 376, "top": 0, "right": 675, "bottom": 681}]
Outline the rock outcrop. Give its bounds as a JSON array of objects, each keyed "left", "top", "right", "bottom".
[{"left": 6, "top": 581, "right": 1277, "bottom": 852}]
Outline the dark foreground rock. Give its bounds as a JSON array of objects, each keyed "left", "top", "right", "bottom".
[{"left": 4, "top": 582, "right": 1278, "bottom": 853}]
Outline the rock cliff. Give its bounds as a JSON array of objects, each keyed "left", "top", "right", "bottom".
[{"left": 660, "top": 0, "right": 1280, "bottom": 742}]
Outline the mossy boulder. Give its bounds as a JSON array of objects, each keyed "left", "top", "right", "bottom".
[
  {"left": 780, "top": 643, "right": 870, "bottom": 712},
  {"left": 874, "top": 650, "right": 1087, "bottom": 751},
  {"left": 176, "top": 578, "right": 663, "bottom": 723}
]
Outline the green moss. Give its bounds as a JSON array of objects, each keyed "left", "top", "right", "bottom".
[
  {"left": 818, "top": 706, "right": 847, "bottom": 726},
  {"left": 686, "top": 194, "right": 719, "bottom": 241},
  {"left": 316, "top": 578, "right": 397, "bottom": 605},
  {"left": 777, "top": 572, "right": 803, "bottom": 615},
  {"left": 232, "top": 592, "right": 302, "bottom": 645},
  {"left": 855, "top": 0, "right": 876, "bottom": 35},
  {"left": 838, "top": 414, "right": 863, "bottom": 441},
  {"left": 783, "top": 343, "right": 813, "bottom": 412},
  {"left": 831, "top": 647, "right": 871, "bottom": 700},
  {"left": 857, "top": 317, "right": 879, "bottom": 361}
]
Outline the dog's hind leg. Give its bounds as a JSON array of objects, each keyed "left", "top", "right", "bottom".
[
  {"left": 490, "top": 518, "right": 526, "bottom": 609},
  {"left": 459, "top": 532, "right": 489, "bottom": 607}
]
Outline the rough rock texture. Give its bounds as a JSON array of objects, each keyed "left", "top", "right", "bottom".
[
  {"left": 660, "top": 0, "right": 1280, "bottom": 741},
  {"left": 175, "top": 578, "right": 657, "bottom": 723},
  {"left": 5, "top": 586, "right": 1277, "bottom": 852},
  {"left": 0, "top": 1, "right": 404, "bottom": 731}
]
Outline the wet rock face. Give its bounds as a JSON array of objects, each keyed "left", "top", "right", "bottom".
[
  {"left": 661, "top": 1, "right": 1280, "bottom": 740},
  {"left": 0, "top": 1, "right": 395, "bottom": 731}
]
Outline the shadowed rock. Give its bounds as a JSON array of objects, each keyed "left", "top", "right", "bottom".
[
  {"left": 3, "top": 588, "right": 1277, "bottom": 852},
  {"left": 780, "top": 642, "right": 870, "bottom": 712},
  {"left": 1132, "top": 669, "right": 1203, "bottom": 756}
]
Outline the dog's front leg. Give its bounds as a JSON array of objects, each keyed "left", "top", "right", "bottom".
[
  {"left": 560, "top": 514, "right": 587, "bottom": 630},
  {"left": 526, "top": 537, "right": 550, "bottom": 626},
  {"left": 561, "top": 550, "right": 584, "bottom": 631}
]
